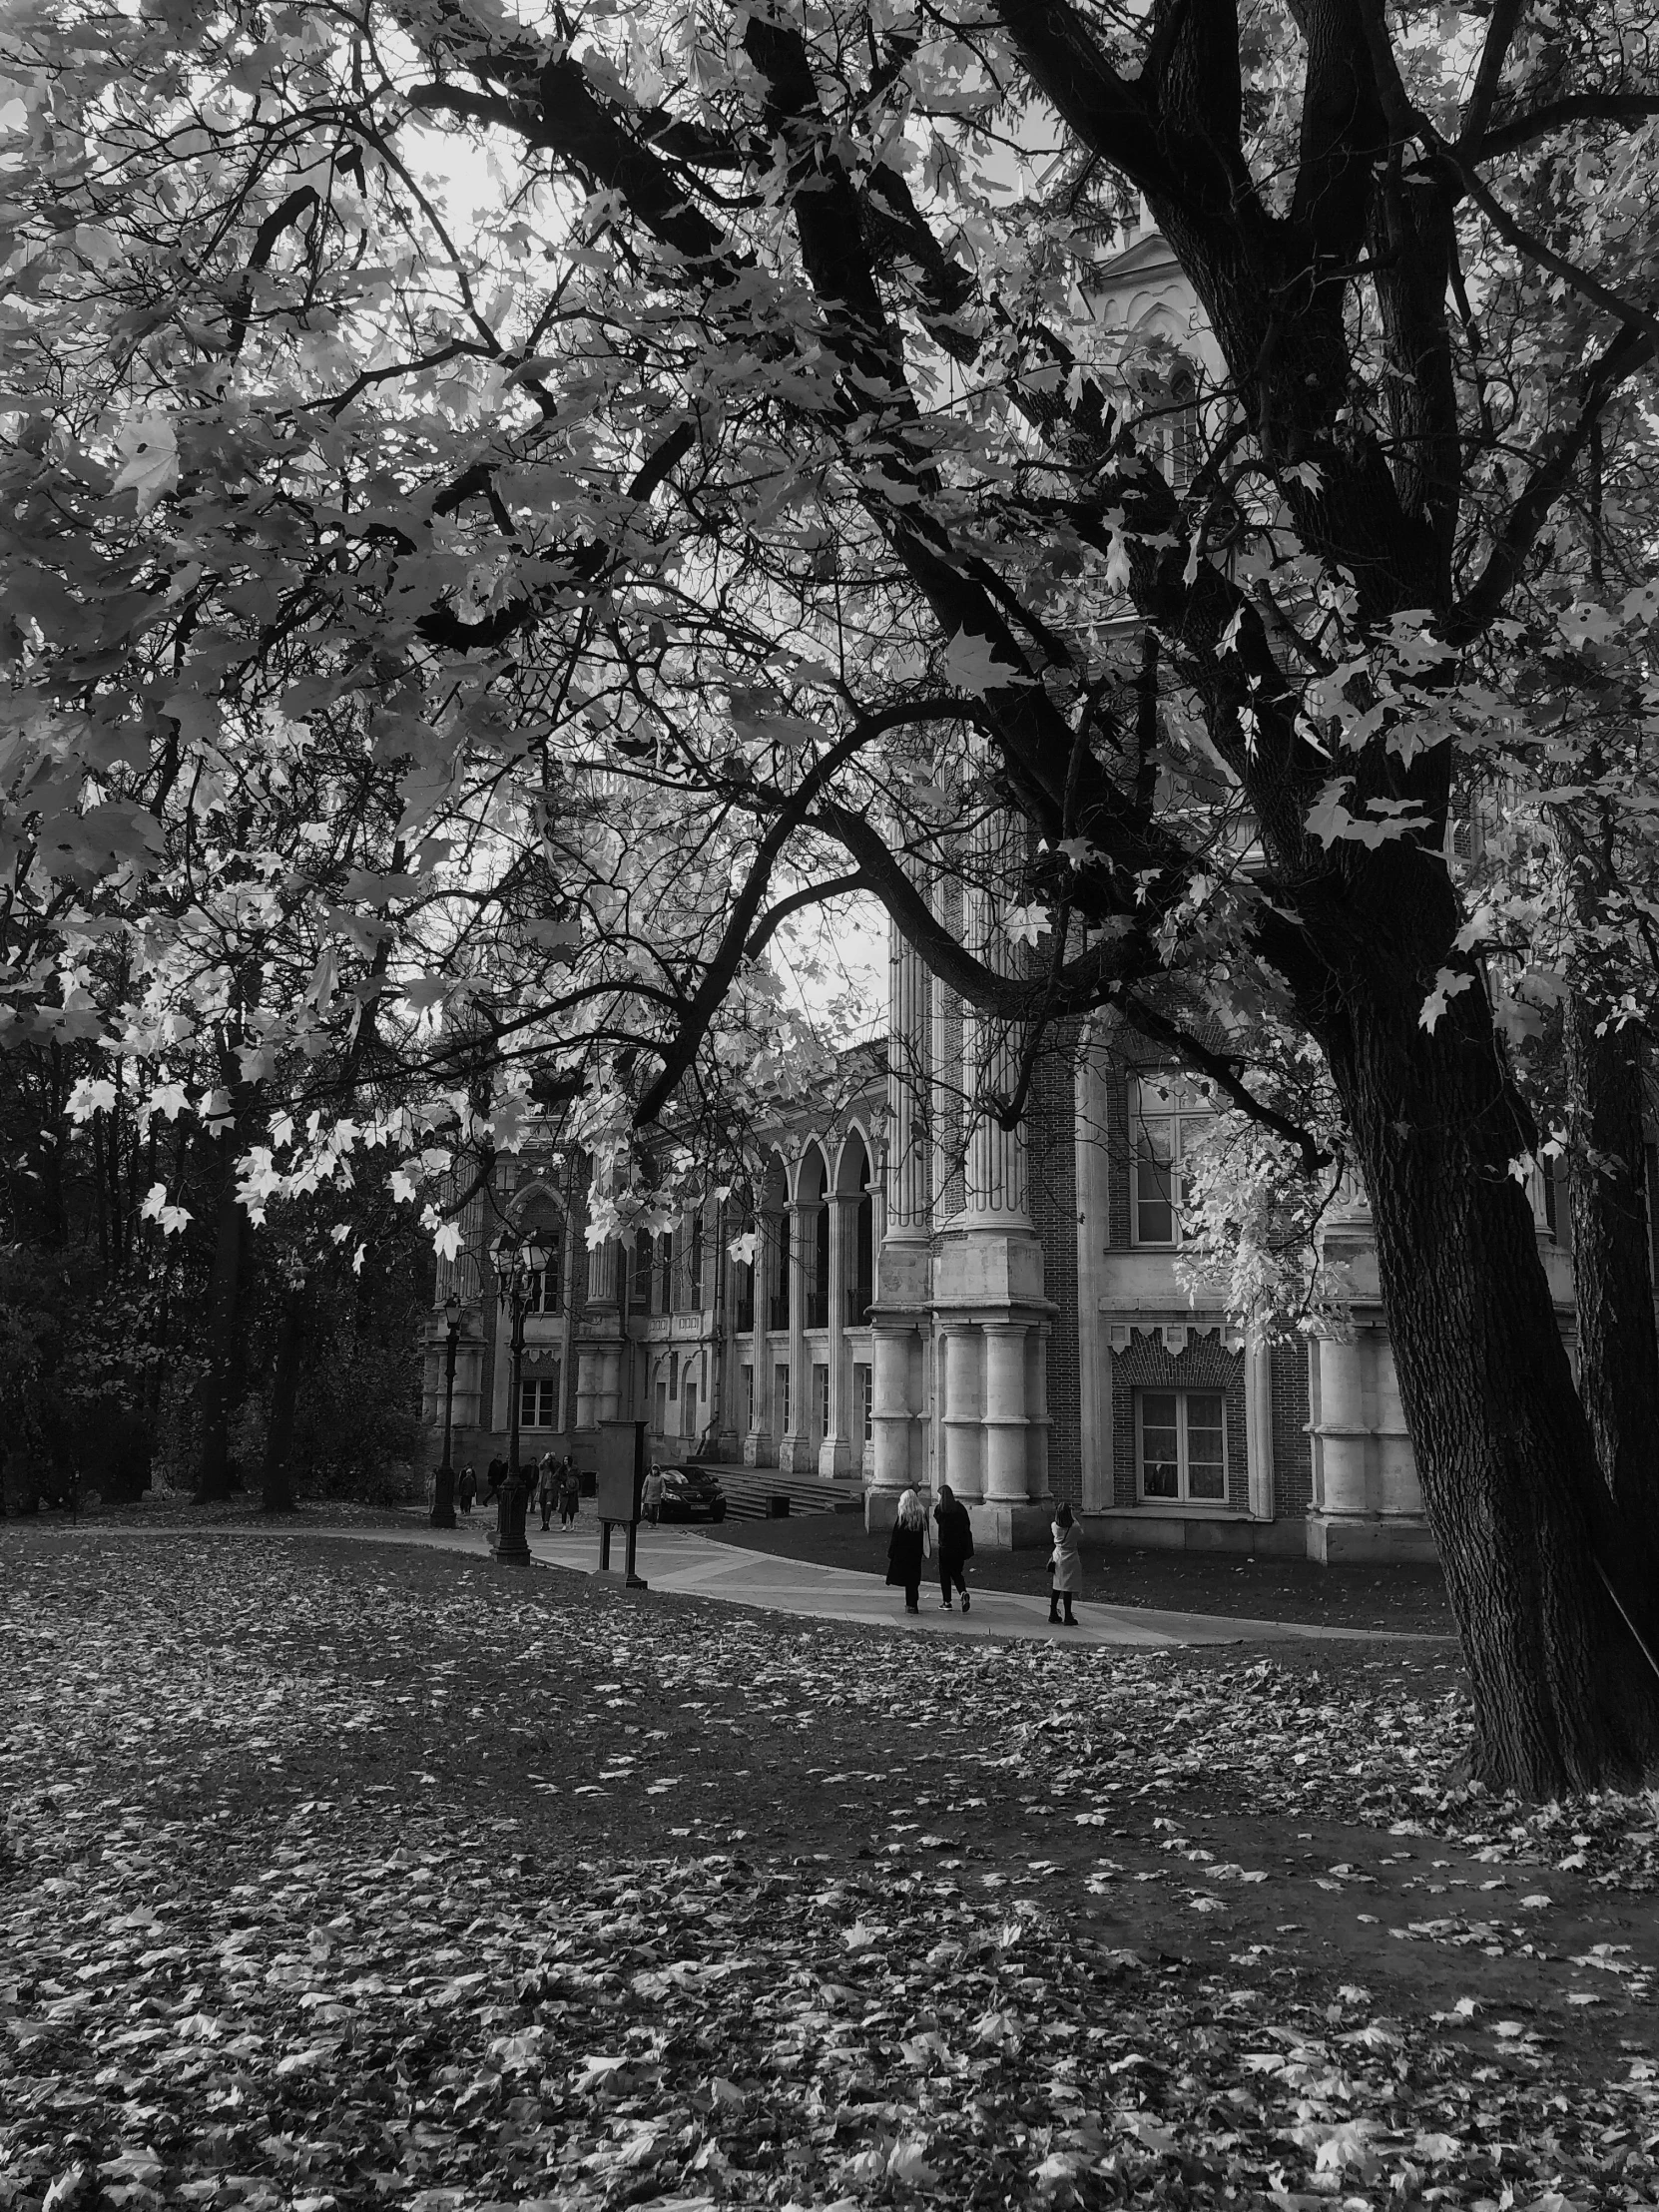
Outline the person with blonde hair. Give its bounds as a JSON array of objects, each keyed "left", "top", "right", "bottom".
[{"left": 884, "top": 1486, "right": 931, "bottom": 1615}]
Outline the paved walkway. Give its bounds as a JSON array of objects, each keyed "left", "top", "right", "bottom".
[{"left": 73, "top": 1516, "right": 1444, "bottom": 1647}]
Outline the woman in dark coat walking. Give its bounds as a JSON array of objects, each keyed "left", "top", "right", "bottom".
[
  {"left": 885, "top": 1488, "right": 930, "bottom": 1614},
  {"left": 933, "top": 1483, "right": 973, "bottom": 1612}
]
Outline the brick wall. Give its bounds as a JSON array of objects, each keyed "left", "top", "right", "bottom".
[
  {"left": 1270, "top": 1336, "right": 1313, "bottom": 1517},
  {"left": 1107, "top": 1328, "right": 1248, "bottom": 1509}
]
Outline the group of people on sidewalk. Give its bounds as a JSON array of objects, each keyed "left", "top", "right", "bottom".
[
  {"left": 453, "top": 1454, "right": 583, "bottom": 1528},
  {"left": 884, "top": 1488, "right": 1082, "bottom": 1625}
]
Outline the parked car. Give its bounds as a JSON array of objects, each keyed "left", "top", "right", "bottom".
[{"left": 656, "top": 1464, "right": 727, "bottom": 1522}]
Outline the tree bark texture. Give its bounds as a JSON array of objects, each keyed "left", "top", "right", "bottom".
[
  {"left": 1564, "top": 996, "right": 1659, "bottom": 1555},
  {"left": 1313, "top": 851, "right": 1659, "bottom": 1795},
  {"left": 262, "top": 1288, "right": 304, "bottom": 1514},
  {"left": 195, "top": 1135, "right": 244, "bottom": 1502}
]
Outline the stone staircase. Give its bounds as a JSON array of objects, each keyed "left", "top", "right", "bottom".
[{"left": 698, "top": 1464, "right": 865, "bottom": 1521}]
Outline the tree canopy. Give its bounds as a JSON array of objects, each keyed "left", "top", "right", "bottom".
[{"left": 9, "top": 0, "right": 1659, "bottom": 1792}]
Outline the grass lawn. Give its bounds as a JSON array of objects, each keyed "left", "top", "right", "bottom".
[
  {"left": 703, "top": 1510, "right": 1455, "bottom": 1635},
  {"left": 3, "top": 1528, "right": 1656, "bottom": 2212}
]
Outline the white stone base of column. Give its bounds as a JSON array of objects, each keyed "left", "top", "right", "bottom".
[
  {"left": 743, "top": 1431, "right": 778, "bottom": 1467},
  {"left": 1304, "top": 1512, "right": 1437, "bottom": 1564},
  {"left": 818, "top": 1433, "right": 852, "bottom": 1478},
  {"left": 778, "top": 1431, "right": 817, "bottom": 1474},
  {"left": 865, "top": 1488, "right": 904, "bottom": 1534},
  {"left": 967, "top": 1498, "right": 1055, "bottom": 1551},
  {"left": 875, "top": 1227, "right": 931, "bottom": 1306}
]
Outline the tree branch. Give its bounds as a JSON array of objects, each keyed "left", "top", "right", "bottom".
[
  {"left": 1116, "top": 991, "right": 1333, "bottom": 1174},
  {"left": 742, "top": 871, "right": 868, "bottom": 964},
  {"left": 1473, "top": 93, "right": 1659, "bottom": 160},
  {"left": 1456, "top": 0, "right": 1527, "bottom": 151},
  {"left": 632, "top": 705, "right": 957, "bottom": 1126}
]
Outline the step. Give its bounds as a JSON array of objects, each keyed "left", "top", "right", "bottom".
[{"left": 693, "top": 1464, "right": 865, "bottom": 1520}]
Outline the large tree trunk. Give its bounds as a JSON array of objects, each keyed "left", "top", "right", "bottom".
[
  {"left": 1315, "top": 856, "right": 1659, "bottom": 1796},
  {"left": 262, "top": 1287, "right": 304, "bottom": 1514},
  {"left": 195, "top": 1134, "right": 244, "bottom": 1502},
  {"left": 1563, "top": 989, "right": 1659, "bottom": 1557}
]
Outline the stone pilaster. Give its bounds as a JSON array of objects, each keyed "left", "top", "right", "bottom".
[
  {"left": 869, "top": 907, "right": 931, "bottom": 1530},
  {"left": 779, "top": 1197, "right": 814, "bottom": 1473},
  {"left": 821, "top": 1192, "right": 855, "bottom": 1477},
  {"left": 1305, "top": 1184, "right": 1433, "bottom": 1561}
]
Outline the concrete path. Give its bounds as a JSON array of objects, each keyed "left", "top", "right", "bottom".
[{"left": 69, "top": 1515, "right": 1446, "bottom": 1648}]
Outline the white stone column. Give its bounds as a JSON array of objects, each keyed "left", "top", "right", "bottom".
[
  {"left": 877, "top": 923, "right": 931, "bottom": 1305},
  {"left": 1312, "top": 1331, "right": 1370, "bottom": 1518},
  {"left": 1074, "top": 1036, "right": 1112, "bottom": 1510},
  {"left": 980, "top": 1322, "right": 1029, "bottom": 1502},
  {"left": 780, "top": 1197, "right": 812, "bottom": 1472},
  {"left": 869, "top": 900, "right": 931, "bottom": 1531},
  {"left": 744, "top": 1209, "right": 774, "bottom": 1466},
  {"left": 870, "top": 1324, "right": 916, "bottom": 1499},
  {"left": 1246, "top": 1339, "right": 1275, "bottom": 1520},
  {"left": 965, "top": 1073, "right": 1033, "bottom": 1226},
  {"left": 821, "top": 1192, "right": 854, "bottom": 1477},
  {"left": 939, "top": 1323, "right": 984, "bottom": 1500},
  {"left": 1374, "top": 1337, "right": 1422, "bottom": 1518}
]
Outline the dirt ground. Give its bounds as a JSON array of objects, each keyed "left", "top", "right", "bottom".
[{"left": 5, "top": 1529, "right": 1657, "bottom": 2210}]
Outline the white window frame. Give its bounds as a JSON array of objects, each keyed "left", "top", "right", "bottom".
[
  {"left": 1129, "top": 1073, "right": 1210, "bottom": 1249},
  {"left": 1135, "top": 1387, "right": 1228, "bottom": 1503},
  {"left": 519, "top": 1372, "right": 561, "bottom": 1429}
]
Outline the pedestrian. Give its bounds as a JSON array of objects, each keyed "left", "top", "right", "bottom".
[
  {"left": 1048, "top": 1501, "right": 1081, "bottom": 1626},
  {"left": 484, "top": 1453, "right": 508, "bottom": 1504},
  {"left": 643, "top": 1463, "right": 665, "bottom": 1526},
  {"left": 885, "top": 1487, "right": 930, "bottom": 1614},
  {"left": 933, "top": 1482, "right": 973, "bottom": 1612},
  {"left": 457, "top": 1463, "right": 477, "bottom": 1515},
  {"left": 537, "top": 1450, "right": 557, "bottom": 1531},
  {"left": 559, "top": 1459, "right": 582, "bottom": 1528}
]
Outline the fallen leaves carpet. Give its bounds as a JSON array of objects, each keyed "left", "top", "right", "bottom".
[{"left": 3, "top": 1533, "right": 1658, "bottom": 2212}]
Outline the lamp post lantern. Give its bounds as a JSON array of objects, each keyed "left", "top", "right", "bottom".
[
  {"left": 430, "top": 1290, "right": 463, "bottom": 1528},
  {"left": 490, "top": 1232, "right": 549, "bottom": 1566}
]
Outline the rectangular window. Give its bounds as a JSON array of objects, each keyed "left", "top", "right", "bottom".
[
  {"left": 528, "top": 1248, "right": 562, "bottom": 1313},
  {"left": 519, "top": 1374, "right": 560, "bottom": 1428},
  {"left": 813, "top": 1362, "right": 829, "bottom": 1442},
  {"left": 743, "top": 1363, "right": 755, "bottom": 1432},
  {"left": 1130, "top": 1074, "right": 1210, "bottom": 1248},
  {"left": 774, "top": 1363, "right": 791, "bottom": 1436},
  {"left": 853, "top": 1363, "right": 872, "bottom": 1445},
  {"left": 689, "top": 1208, "right": 704, "bottom": 1307},
  {"left": 1137, "top": 1388, "right": 1227, "bottom": 1502}
]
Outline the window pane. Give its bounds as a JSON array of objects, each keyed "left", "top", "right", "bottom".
[
  {"left": 1134, "top": 1168, "right": 1175, "bottom": 1244},
  {"left": 1140, "top": 1392, "right": 1180, "bottom": 1497},
  {"left": 1142, "top": 1452, "right": 1179, "bottom": 1498},
  {"left": 1133, "top": 1113, "right": 1175, "bottom": 1242},
  {"left": 1185, "top": 1392, "right": 1226, "bottom": 1498}
]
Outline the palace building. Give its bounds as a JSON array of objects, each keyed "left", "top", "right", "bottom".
[{"left": 418, "top": 215, "right": 1577, "bottom": 1560}]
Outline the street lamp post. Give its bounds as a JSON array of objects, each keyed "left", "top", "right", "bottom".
[
  {"left": 490, "top": 1231, "right": 549, "bottom": 1567},
  {"left": 430, "top": 1291, "right": 463, "bottom": 1528}
]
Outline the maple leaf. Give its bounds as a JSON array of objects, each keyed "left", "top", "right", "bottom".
[{"left": 109, "top": 414, "right": 179, "bottom": 513}]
